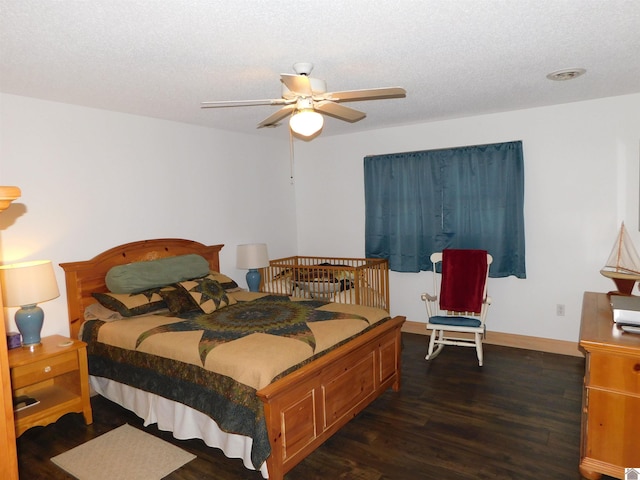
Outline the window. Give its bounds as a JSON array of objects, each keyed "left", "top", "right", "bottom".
[{"left": 364, "top": 141, "right": 525, "bottom": 278}]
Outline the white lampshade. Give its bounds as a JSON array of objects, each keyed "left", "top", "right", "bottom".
[
  {"left": 0, "top": 260, "right": 60, "bottom": 307},
  {"left": 236, "top": 244, "right": 269, "bottom": 270},
  {"left": 289, "top": 109, "right": 324, "bottom": 137}
]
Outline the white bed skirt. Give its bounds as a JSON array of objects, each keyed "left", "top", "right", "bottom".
[{"left": 90, "top": 375, "right": 269, "bottom": 478}]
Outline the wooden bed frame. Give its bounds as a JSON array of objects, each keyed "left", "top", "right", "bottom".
[{"left": 60, "top": 238, "right": 405, "bottom": 480}]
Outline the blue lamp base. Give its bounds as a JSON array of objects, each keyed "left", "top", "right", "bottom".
[
  {"left": 246, "top": 269, "right": 261, "bottom": 292},
  {"left": 15, "top": 304, "right": 44, "bottom": 347}
]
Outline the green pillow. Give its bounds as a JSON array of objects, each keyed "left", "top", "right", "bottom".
[{"left": 106, "top": 254, "right": 210, "bottom": 293}]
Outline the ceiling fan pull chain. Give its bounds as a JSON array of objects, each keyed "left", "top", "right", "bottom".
[{"left": 289, "top": 130, "right": 295, "bottom": 184}]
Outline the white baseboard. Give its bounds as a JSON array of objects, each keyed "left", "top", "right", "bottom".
[{"left": 401, "top": 320, "right": 583, "bottom": 358}]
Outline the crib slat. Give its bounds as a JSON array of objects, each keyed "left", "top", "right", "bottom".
[{"left": 261, "top": 256, "right": 389, "bottom": 311}]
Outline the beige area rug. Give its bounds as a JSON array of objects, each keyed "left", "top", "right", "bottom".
[{"left": 51, "top": 424, "right": 196, "bottom": 480}]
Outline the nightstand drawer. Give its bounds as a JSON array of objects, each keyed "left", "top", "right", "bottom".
[
  {"left": 588, "top": 351, "right": 640, "bottom": 393},
  {"left": 11, "top": 351, "right": 78, "bottom": 390}
]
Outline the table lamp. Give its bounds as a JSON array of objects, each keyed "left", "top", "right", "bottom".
[
  {"left": 0, "top": 260, "right": 60, "bottom": 347},
  {"left": 236, "top": 243, "right": 269, "bottom": 292}
]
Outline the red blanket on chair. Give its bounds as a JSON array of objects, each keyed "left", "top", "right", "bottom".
[{"left": 440, "top": 249, "right": 488, "bottom": 313}]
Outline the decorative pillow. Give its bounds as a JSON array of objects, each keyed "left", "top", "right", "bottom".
[
  {"left": 205, "top": 271, "right": 240, "bottom": 291},
  {"left": 160, "top": 278, "right": 237, "bottom": 315},
  {"left": 106, "top": 254, "right": 210, "bottom": 294},
  {"left": 92, "top": 288, "right": 167, "bottom": 317},
  {"left": 158, "top": 286, "right": 196, "bottom": 315}
]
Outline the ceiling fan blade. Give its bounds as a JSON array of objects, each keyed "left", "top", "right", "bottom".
[
  {"left": 201, "top": 99, "right": 289, "bottom": 108},
  {"left": 314, "top": 101, "right": 366, "bottom": 123},
  {"left": 326, "top": 87, "right": 406, "bottom": 103},
  {"left": 280, "top": 74, "right": 312, "bottom": 96},
  {"left": 257, "top": 105, "right": 296, "bottom": 128}
]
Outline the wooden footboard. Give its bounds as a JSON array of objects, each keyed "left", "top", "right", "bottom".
[{"left": 257, "top": 315, "right": 405, "bottom": 480}]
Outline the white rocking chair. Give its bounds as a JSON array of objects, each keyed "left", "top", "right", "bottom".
[{"left": 421, "top": 250, "right": 492, "bottom": 366}]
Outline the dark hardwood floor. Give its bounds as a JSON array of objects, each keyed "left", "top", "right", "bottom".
[{"left": 17, "top": 333, "right": 603, "bottom": 480}]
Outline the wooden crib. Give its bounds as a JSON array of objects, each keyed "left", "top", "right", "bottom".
[{"left": 261, "top": 255, "right": 389, "bottom": 311}]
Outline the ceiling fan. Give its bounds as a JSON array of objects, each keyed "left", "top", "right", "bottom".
[{"left": 201, "top": 63, "right": 406, "bottom": 138}]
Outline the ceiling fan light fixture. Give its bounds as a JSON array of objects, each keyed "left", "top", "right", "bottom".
[{"left": 289, "top": 109, "right": 324, "bottom": 137}]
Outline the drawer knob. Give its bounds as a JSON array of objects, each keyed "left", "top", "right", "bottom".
[
  {"left": 44, "top": 366, "right": 52, "bottom": 373},
  {"left": 634, "top": 363, "right": 640, "bottom": 373}
]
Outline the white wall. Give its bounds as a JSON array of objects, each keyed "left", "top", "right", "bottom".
[
  {"left": 0, "top": 93, "right": 298, "bottom": 338},
  {"left": 2, "top": 92, "right": 639, "bottom": 344},
  {"left": 293, "top": 93, "right": 640, "bottom": 343}
]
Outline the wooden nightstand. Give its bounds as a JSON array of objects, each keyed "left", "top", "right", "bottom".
[{"left": 8, "top": 334, "right": 93, "bottom": 436}]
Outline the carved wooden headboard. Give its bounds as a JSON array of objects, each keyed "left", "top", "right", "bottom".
[{"left": 59, "top": 238, "right": 224, "bottom": 340}]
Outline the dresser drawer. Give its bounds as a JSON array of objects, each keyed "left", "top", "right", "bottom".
[
  {"left": 10, "top": 351, "right": 79, "bottom": 390},
  {"left": 588, "top": 351, "right": 640, "bottom": 393}
]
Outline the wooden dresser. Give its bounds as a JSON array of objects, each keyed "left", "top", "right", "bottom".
[{"left": 579, "top": 292, "right": 640, "bottom": 479}]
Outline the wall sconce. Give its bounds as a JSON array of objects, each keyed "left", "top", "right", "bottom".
[
  {"left": 0, "top": 260, "right": 60, "bottom": 348},
  {"left": 236, "top": 244, "right": 269, "bottom": 292},
  {"left": 0, "top": 185, "right": 21, "bottom": 210}
]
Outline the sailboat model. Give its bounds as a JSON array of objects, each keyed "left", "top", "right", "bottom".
[{"left": 600, "top": 222, "right": 640, "bottom": 295}]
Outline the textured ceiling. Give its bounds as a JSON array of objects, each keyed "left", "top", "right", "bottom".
[{"left": 1, "top": 1, "right": 640, "bottom": 139}]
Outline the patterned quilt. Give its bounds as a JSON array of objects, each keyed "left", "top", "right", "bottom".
[{"left": 81, "top": 291, "right": 390, "bottom": 468}]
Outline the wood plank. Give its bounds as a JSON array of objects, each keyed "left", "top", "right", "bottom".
[
  {"left": 402, "top": 319, "right": 583, "bottom": 357},
  {"left": 16, "top": 333, "right": 602, "bottom": 479}
]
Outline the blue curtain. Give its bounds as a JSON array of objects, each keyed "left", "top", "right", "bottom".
[{"left": 364, "top": 141, "right": 525, "bottom": 278}]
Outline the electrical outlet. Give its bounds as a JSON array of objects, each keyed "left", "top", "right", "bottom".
[{"left": 556, "top": 304, "right": 565, "bottom": 316}]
